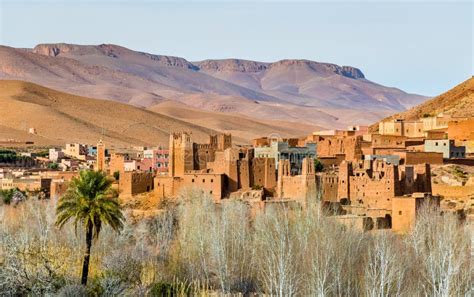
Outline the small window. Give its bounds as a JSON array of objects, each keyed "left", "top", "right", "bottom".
[
  {"left": 210, "top": 179, "right": 214, "bottom": 183},
  {"left": 210, "top": 190, "right": 213, "bottom": 194},
  {"left": 202, "top": 179, "right": 205, "bottom": 183},
  {"left": 399, "top": 211, "right": 402, "bottom": 215},
  {"left": 192, "top": 179, "right": 195, "bottom": 183}
]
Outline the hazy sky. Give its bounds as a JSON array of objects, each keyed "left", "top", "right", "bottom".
[{"left": 0, "top": 0, "right": 472, "bottom": 96}]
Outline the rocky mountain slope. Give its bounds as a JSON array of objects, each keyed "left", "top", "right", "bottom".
[
  {"left": 0, "top": 80, "right": 317, "bottom": 148},
  {"left": 0, "top": 43, "right": 427, "bottom": 129},
  {"left": 371, "top": 77, "right": 474, "bottom": 131}
]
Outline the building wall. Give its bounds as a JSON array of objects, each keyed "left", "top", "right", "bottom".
[
  {"left": 155, "top": 173, "right": 225, "bottom": 202},
  {"left": 396, "top": 151, "right": 443, "bottom": 165},
  {"left": 182, "top": 174, "right": 224, "bottom": 202},
  {"left": 119, "top": 171, "right": 154, "bottom": 197},
  {"left": 392, "top": 197, "right": 420, "bottom": 233}
]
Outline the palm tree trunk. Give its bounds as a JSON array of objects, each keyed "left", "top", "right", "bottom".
[{"left": 81, "top": 221, "right": 94, "bottom": 285}]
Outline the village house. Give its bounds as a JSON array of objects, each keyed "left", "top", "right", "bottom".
[
  {"left": 424, "top": 139, "right": 466, "bottom": 159},
  {"left": 63, "top": 143, "right": 88, "bottom": 160},
  {"left": 378, "top": 119, "right": 424, "bottom": 138}
]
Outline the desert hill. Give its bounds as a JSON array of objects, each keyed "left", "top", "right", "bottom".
[
  {"left": 0, "top": 43, "right": 427, "bottom": 129},
  {"left": 0, "top": 80, "right": 317, "bottom": 148},
  {"left": 371, "top": 77, "right": 474, "bottom": 131}
]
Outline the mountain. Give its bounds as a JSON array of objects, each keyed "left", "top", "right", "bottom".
[
  {"left": 371, "top": 77, "right": 474, "bottom": 131},
  {"left": 0, "top": 80, "right": 317, "bottom": 148},
  {"left": 0, "top": 43, "right": 427, "bottom": 129}
]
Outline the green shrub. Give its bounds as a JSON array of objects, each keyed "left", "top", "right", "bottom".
[{"left": 314, "top": 159, "right": 324, "bottom": 172}]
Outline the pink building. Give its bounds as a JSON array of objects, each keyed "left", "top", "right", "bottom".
[{"left": 143, "top": 148, "right": 169, "bottom": 174}]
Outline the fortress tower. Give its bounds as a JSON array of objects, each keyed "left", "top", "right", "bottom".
[{"left": 169, "top": 132, "right": 193, "bottom": 177}]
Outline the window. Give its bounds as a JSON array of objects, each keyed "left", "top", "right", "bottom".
[
  {"left": 210, "top": 179, "right": 214, "bottom": 183},
  {"left": 210, "top": 190, "right": 213, "bottom": 194},
  {"left": 202, "top": 179, "right": 205, "bottom": 183},
  {"left": 192, "top": 179, "right": 195, "bottom": 183},
  {"left": 435, "top": 142, "right": 438, "bottom": 146},
  {"left": 399, "top": 211, "right": 402, "bottom": 215}
]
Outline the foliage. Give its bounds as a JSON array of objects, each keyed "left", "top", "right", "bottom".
[
  {"left": 0, "top": 188, "right": 26, "bottom": 205},
  {"left": 314, "top": 159, "right": 324, "bottom": 172},
  {"left": 0, "top": 188, "right": 15, "bottom": 204},
  {"left": 36, "top": 150, "right": 50, "bottom": 158},
  {"left": 113, "top": 170, "right": 120, "bottom": 181},
  {"left": 48, "top": 162, "right": 59, "bottom": 170}
]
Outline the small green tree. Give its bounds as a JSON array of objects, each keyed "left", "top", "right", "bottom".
[
  {"left": 314, "top": 159, "right": 324, "bottom": 172},
  {"left": 48, "top": 162, "right": 59, "bottom": 170},
  {"left": 55, "top": 170, "right": 125, "bottom": 286}
]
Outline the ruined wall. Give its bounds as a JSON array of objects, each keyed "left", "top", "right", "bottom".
[
  {"left": 277, "top": 158, "right": 316, "bottom": 206},
  {"left": 154, "top": 176, "right": 181, "bottom": 200},
  {"left": 317, "top": 135, "right": 363, "bottom": 161},
  {"left": 193, "top": 143, "right": 217, "bottom": 170},
  {"left": 252, "top": 157, "right": 276, "bottom": 189},
  {"left": 318, "top": 172, "right": 338, "bottom": 202},
  {"left": 432, "top": 184, "right": 474, "bottom": 199}
]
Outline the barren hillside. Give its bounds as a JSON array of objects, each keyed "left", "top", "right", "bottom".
[{"left": 0, "top": 81, "right": 318, "bottom": 148}]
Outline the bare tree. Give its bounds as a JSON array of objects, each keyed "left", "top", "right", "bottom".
[
  {"left": 363, "top": 231, "right": 406, "bottom": 297},
  {"left": 209, "top": 199, "right": 253, "bottom": 293},
  {"left": 408, "top": 204, "right": 471, "bottom": 297},
  {"left": 254, "top": 205, "right": 302, "bottom": 296},
  {"left": 176, "top": 188, "right": 215, "bottom": 283}
]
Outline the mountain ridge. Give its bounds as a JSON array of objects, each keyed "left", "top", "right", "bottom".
[{"left": 0, "top": 43, "right": 428, "bottom": 129}]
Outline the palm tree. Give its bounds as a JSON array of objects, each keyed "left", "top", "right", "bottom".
[{"left": 55, "top": 170, "right": 125, "bottom": 285}]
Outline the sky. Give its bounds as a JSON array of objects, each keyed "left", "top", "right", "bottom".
[{"left": 0, "top": 0, "right": 472, "bottom": 96}]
